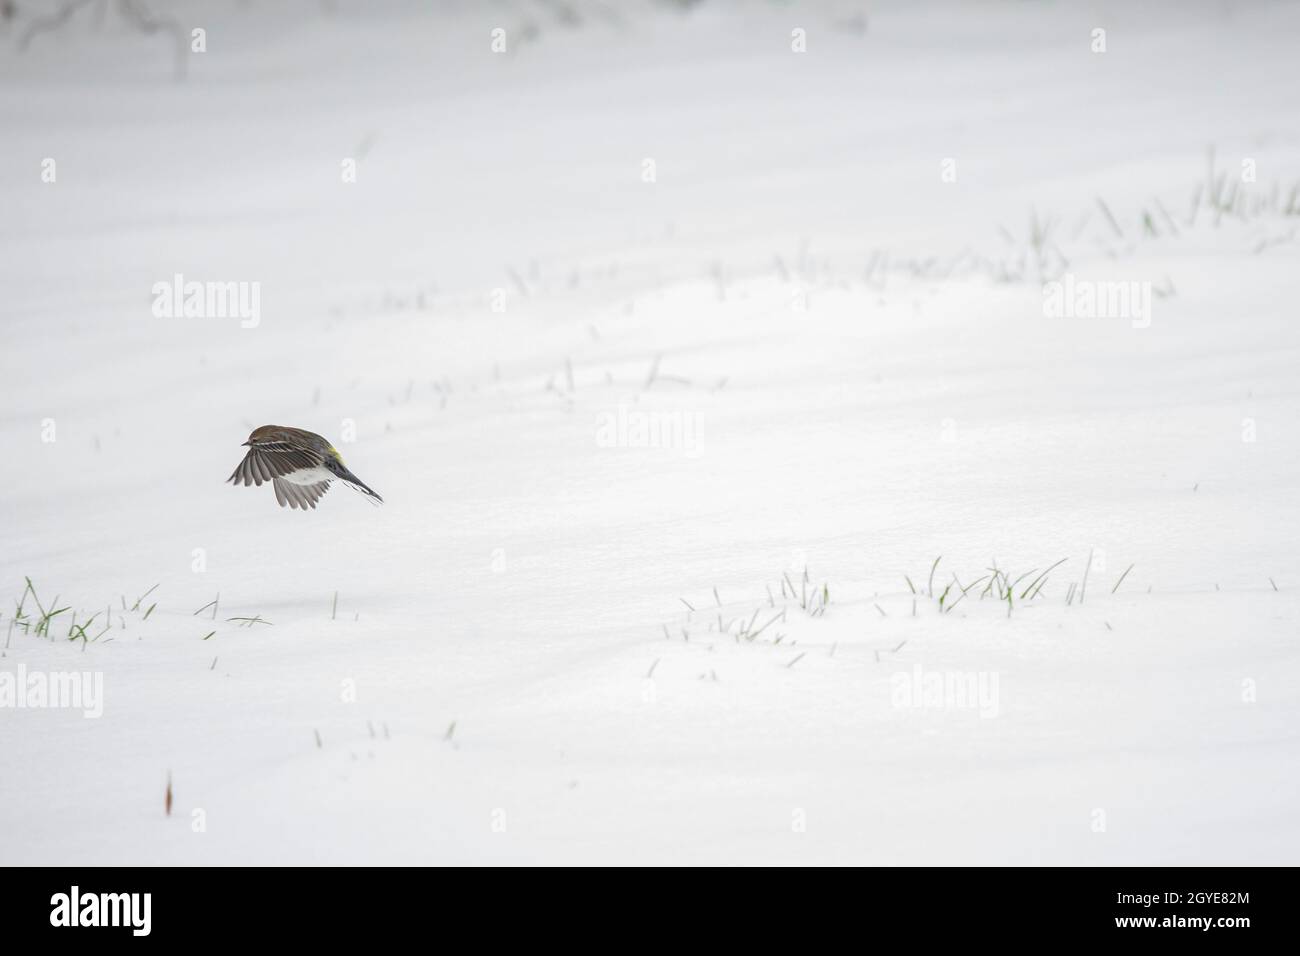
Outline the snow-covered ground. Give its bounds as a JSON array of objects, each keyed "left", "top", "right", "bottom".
[{"left": 2, "top": 0, "right": 1298, "bottom": 865}]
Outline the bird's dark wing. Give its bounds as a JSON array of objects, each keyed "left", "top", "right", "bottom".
[
  {"left": 272, "top": 478, "right": 331, "bottom": 510},
  {"left": 227, "top": 445, "right": 323, "bottom": 487}
]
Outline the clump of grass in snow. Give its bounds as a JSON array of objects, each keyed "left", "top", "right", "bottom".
[
  {"left": 905, "top": 554, "right": 1127, "bottom": 616},
  {"left": 13, "top": 578, "right": 126, "bottom": 644},
  {"left": 15, "top": 577, "right": 68, "bottom": 638},
  {"left": 779, "top": 568, "right": 830, "bottom": 617},
  {"left": 971, "top": 160, "right": 1300, "bottom": 291},
  {"left": 668, "top": 566, "right": 831, "bottom": 652}
]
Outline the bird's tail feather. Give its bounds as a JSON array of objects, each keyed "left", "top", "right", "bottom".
[
  {"left": 325, "top": 458, "right": 383, "bottom": 505},
  {"left": 340, "top": 471, "right": 383, "bottom": 505}
]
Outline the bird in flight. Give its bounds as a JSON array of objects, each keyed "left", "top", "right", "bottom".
[{"left": 228, "top": 425, "right": 383, "bottom": 509}]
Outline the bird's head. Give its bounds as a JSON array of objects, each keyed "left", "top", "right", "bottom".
[{"left": 244, "top": 425, "right": 281, "bottom": 447}]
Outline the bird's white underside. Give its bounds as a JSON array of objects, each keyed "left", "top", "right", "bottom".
[{"left": 284, "top": 467, "right": 332, "bottom": 486}]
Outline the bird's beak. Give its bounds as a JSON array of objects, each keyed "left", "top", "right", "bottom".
[{"left": 242, "top": 441, "right": 252, "bottom": 447}]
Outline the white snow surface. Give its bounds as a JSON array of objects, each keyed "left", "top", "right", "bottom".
[{"left": 2, "top": 0, "right": 1299, "bottom": 865}]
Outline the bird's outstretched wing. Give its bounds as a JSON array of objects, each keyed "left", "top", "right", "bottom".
[
  {"left": 227, "top": 445, "right": 323, "bottom": 487},
  {"left": 272, "top": 478, "right": 332, "bottom": 510}
]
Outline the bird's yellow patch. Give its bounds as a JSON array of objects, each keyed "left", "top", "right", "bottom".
[{"left": 328, "top": 445, "right": 343, "bottom": 462}]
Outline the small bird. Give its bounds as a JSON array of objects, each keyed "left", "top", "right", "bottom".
[{"left": 228, "top": 425, "right": 383, "bottom": 509}]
